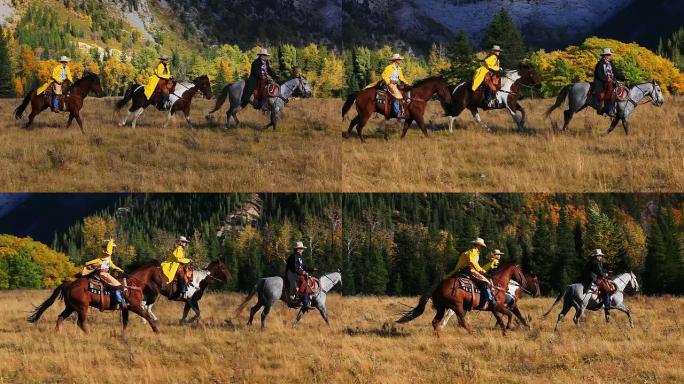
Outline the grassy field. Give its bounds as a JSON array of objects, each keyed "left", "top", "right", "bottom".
[
  {"left": 3, "top": 290, "right": 682, "bottom": 383},
  {"left": 0, "top": 97, "right": 342, "bottom": 192},
  {"left": 342, "top": 96, "right": 684, "bottom": 192}
]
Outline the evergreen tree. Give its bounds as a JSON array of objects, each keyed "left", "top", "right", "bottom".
[
  {"left": 642, "top": 220, "right": 667, "bottom": 294},
  {"left": 0, "top": 30, "right": 14, "bottom": 98},
  {"left": 366, "top": 248, "right": 389, "bottom": 294},
  {"left": 480, "top": 8, "right": 527, "bottom": 68},
  {"left": 446, "top": 30, "right": 476, "bottom": 82},
  {"left": 530, "top": 209, "right": 554, "bottom": 292}
]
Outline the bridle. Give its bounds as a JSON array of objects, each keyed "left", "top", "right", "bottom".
[{"left": 626, "top": 83, "right": 660, "bottom": 107}]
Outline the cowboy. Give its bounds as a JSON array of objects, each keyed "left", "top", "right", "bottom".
[
  {"left": 241, "top": 48, "right": 279, "bottom": 109},
  {"left": 286, "top": 241, "right": 311, "bottom": 308},
  {"left": 365, "top": 53, "right": 409, "bottom": 118},
  {"left": 472, "top": 45, "right": 502, "bottom": 107},
  {"left": 581, "top": 249, "right": 611, "bottom": 316},
  {"left": 447, "top": 238, "right": 498, "bottom": 307},
  {"left": 593, "top": 48, "right": 625, "bottom": 116},
  {"left": 36, "top": 56, "right": 73, "bottom": 113},
  {"left": 81, "top": 239, "right": 127, "bottom": 309},
  {"left": 161, "top": 236, "right": 191, "bottom": 298},
  {"left": 143, "top": 55, "right": 173, "bottom": 110}
]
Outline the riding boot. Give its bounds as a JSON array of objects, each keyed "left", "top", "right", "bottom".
[{"left": 114, "top": 288, "right": 127, "bottom": 309}]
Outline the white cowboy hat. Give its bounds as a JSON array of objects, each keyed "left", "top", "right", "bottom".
[
  {"left": 491, "top": 45, "right": 503, "bottom": 52},
  {"left": 491, "top": 249, "right": 504, "bottom": 256},
  {"left": 601, "top": 48, "right": 613, "bottom": 56},
  {"left": 294, "top": 241, "right": 307, "bottom": 249},
  {"left": 59, "top": 56, "right": 71, "bottom": 62},
  {"left": 471, "top": 238, "right": 487, "bottom": 247},
  {"left": 178, "top": 236, "right": 190, "bottom": 243},
  {"left": 591, "top": 249, "right": 605, "bottom": 257},
  {"left": 390, "top": 53, "right": 404, "bottom": 61},
  {"left": 257, "top": 48, "right": 271, "bottom": 57}
]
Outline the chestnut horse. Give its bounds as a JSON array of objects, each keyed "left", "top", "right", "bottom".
[
  {"left": 341, "top": 76, "right": 452, "bottom": 141},
  {"left": 27, "top": 262, "right": 164, "bottom": 333},
  {"left": 396, "top": 263, "right": 527, "bottom": 336},
  {"left": 13, "top": 72, "right": 104, "bottom": 132}
]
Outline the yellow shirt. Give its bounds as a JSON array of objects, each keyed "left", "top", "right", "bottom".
[
  {"left": 453, "top": 248, "right": 486, "bottom": 274},
  {"left": 381, "top": 63, "right": 408, "bottom": 85},
  {"left": 154, "top": 63, "right": 171, "bottom": 79},
  {"left": 84, "top": 256, "right": 122, "bottom": 272},
  {"left": 482, "top": 54, "right": 500, "bottom": 72},
  {"left": 51, "top": 64, "right": 73, "bottom": 84},
  {"left": 168, "top": 245, "right": 190, "bottom": 264}
]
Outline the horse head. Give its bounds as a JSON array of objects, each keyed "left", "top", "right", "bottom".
[
  {"left": 73, "top": 72, "right": 104, "bottom": 97},
  {"left": 628, "top": 271, "right": 640, "bottom": 293},
  {"left": 527, "top": 273, "right": 541, "bottom": 297},
  {"left": 296, "top": 75, "right": 313, "bottom": 98},
  {"left": 207, "top": 260, "right": 232, "bottom": 283},
  {"left": 193, "top": 75, "right": 213, "bottom": 100},
  {"left": 650, "top": 80, "right": 664, "bottom": 107},
  {"left": 517, "top": 63, "right": 541, "bottom": 88},
  {"left": 413, "top": 76, "right": 452, "bottom": 104}
]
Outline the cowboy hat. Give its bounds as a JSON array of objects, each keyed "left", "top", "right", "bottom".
[
  {"left": 390, "top": 53, "right": 404, "bottom": 61},
  {"left": 294, "top": 241, "right": 307, "bottom": 249},
  {"left": 59, "top": 56, "right": 71, "bottom": 62},
  {"left": 471, "top": 238, "right": 487, "bottom": 247},
  {"left": 491, "top": 45, "right": 503, "bottom": 52},
  {"left": 178, "top": 236, "right": 190, "bottom": 243},
  {"left": 491, "top": 249, "right": 504, "bottom": 256},
  {"left": 257, "top": 48, "right": 271, "bottom": 57},
  {"left": 102, "top": 239, "right": 117, "bottom": 248},
  {"left": 591, "top": 249, "right": 605, "bottom": 257},
  {"left": 601, "top": 48, "right": 613, "bottom": 56}
]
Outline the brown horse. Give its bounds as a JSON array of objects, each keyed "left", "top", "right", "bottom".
[
  {"left": 115, "top": 75, "right": 212, "bottom": 129},
  {"left": 13, "top": 72, "right": 104, "bottom": 132},
  {"left": 442, "top": 64, "right": 541, "bottom": 131},
  {"left": 396, "top": 263, "right": 527, "bottom": 336},
  {"left": 341, "top": 76, "right": 452, "bottom": 141},
  {"left": 27, "top": 262, "right": 165, "bottom": 334},
  {"left": 142, "top": 260, "right": 231, "bottom": 324}
]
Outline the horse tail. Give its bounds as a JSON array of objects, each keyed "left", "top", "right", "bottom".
[
  {"left": 14, "top": 90, "right": 33, "bottom": 120},
  {"left": 27, "top": 283, "right": 65, "bottom": 323},
  {"left": 396, "top": 293, "right": 431, "bottom": 323},
  {"left": 235, "top": 279, "right": 262, "bottom": 315},
  {"left": 341, "top": 92, "right": 358, "bottom": 119},
  {"left": 115, "top": 84, "right": 137, "bottom": 110},
  {"left": 207, "top": 85, "right": 229, "bottom": 114},
  {"left": 545, "top": 84, "right": 571, "bottom": 118},
  {"left": 542, "top": 287, "right": 566, "bottom": 318}
]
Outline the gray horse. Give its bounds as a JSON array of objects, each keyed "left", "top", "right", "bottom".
[
  {"left": 235, "top": 272, "right": 341, "bottom": 329},
  {"left": 545, "top": 80, "right": 664, "bottom": 134},
  {"left": 206, "top": 76, "right": 313, "bottom": 130},
  {"left": 543, "top": 272, "right": 639, "bottom": 331}
]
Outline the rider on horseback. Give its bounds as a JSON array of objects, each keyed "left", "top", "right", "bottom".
[
  {"left": 364, "top": 53, "right": 408, "bottom": 118},
  {"left": 581, "top": 249, "right": 612, "bottom": 317},
  {"left": 161, "top": 236, "right": 192, "bottom": 299},
  {"left": 80, "top": 239, "right": 127, "bottom": 309},
  {"left": 36, "top": 56, "right": 73, "bottom": 113},
  {"left": 241, "top": 48, "right": 280, "bottom": 110},
  {"left": 472, "top": 45, "right": 502, "bottom": 108},
  {"left": 592, "top": 48, "right": 626, "bottom": 117},
  {"left": 286, "top": 241, "right": 311, "bottom": 309},
  {"left": 447, "top": 238, "right": 500, "bottom": 307},
  {"left": 144, "top": 55, "right": 173, "bottom": 110}
]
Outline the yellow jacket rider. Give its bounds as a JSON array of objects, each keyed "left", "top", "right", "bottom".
[
  {"left": 144, "top": 55, "right": 173, "bottom": 109},
  {"left": 472, "top": 45, "right": 502, "bottom": 107},
  {"left": 81, "top": 239, "right": 127, "bottom": 308},
  {"left": 366, "top": 53, "right": 409, "bottom": 118},
  {"left": 37, "top": 56, "right": 73, "bottom": 112},
  {"left": 447, "top": 238, "right": 501, "bottom": 306},
  {"left": 161, "top": 236, "right": 191, "bottom": 297}
]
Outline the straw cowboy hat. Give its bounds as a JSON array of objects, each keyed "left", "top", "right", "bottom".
[
  {"left": 59, "top": 56, "right": 71, "bottom": 62},
  {"left": 178, "top": 236, "right": 190, "bottom": 244},
  {"left": 491, "top": 249, "right": 504, "bottom": 256},
  {"left": 159, "top": 54, "right": 170, "bottom": 60},
  {"left": 390, "top": 53, "right": 404, "bottom": 61},
  {"left": 471, "top": 237, "right": 487, "bottom": 247},
  {"left": 257, "top": 48, "right": 271, "bottom": 57},
  {"left": 601, "top": 48, "right": 614, "bottom": 56},
  {"left": 294, "top": 241, "right": 307, "bottom": 250},
  {"left": 490, "top": 45, "right": 503, "bottom": 52},
  {"left": 591, "top": 249, "right": 605, "bottom": 257}
]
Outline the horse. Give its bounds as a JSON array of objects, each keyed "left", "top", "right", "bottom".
[
  {"left": 115, "top": 75, "right": 212, "bottom": 129},
  {"left": 235, "top": 272, "right": 342, "bottom": 329},
  {"left": 396, "top": 263, "right": 527, "bottom": 336},
  {"left": 545, "top": 80, "right": 664, "bottom": 134},
  {"left": 341, "top": 76, "right": 453, "bottom": 141},
  {"left": 13, "top": 72, "right": 104, "bottom": 133},
  {"left": 442, "top": 64, "right": 541, "bottom": 132},
  {"left": 26, "top": 262, "right": 164, "bottom": 333},
  {"left": 142, "top": 260, "right": 231, "bottom": 325},
  {"left": 205, "top": 75, "right": 313, "bottom": 130},
  {"left": 441, "top": 272, "right": 540, "bottom": 331},
  {"left": 542, "top": 271, "right": 639, "bottom": 331}
]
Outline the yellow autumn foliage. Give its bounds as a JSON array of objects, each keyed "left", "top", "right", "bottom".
[{"left": 0, "top": 235, "right": 76, "bottom": 288}]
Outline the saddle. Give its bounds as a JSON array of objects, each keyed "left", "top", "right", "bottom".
[
  {"left": 45, "top": 82, "right": 70, "bottom": 112},
  {"left": 374, "top": 82, "right": 409, "bottom": 118},
  {"left": 296, "top": 275, "right": 320, "bottom": 297},
  {"left": 455, "top": 277, "right": 488, "bottom": 311},
  {"left": 87, "top": 276, "right": 114, "bottom": 312},
  {"left": 595, "top": 277, "right": 617, "bottom": 295},
  {"left": 589, "top": 81, "right": 627, "bottom": 111},
  {"left": 474, "top": 73, "right": 501, "bottom": 109},
  {"left": 252, "top": 80, "right": 279, "bottom": 108}
]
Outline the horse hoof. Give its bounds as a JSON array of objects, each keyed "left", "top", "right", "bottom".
[{"left": 341, "top": 132, "right": 349, "bottom": 139}]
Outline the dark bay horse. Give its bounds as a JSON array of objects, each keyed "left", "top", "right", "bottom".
[
  {"left": 116, "top": 75, "right": 212, "bottom": 129},
  {"left": 442, "top": 64, "right": 541, "bottom": 131},
  {"left": 14, "top": 72, "right": 104, "bottom": 132},
  {"left": 27, "top": 262, "right": 164, "bottom": 333},
  {"left": 396, "top": 263, "right": 527, "bottom": 336},
  {"left": 341, "top": 76, "right": 452, "bottom": 141},
  {"left": 142, "top": 260, "right": 231, "bottom": 324}
]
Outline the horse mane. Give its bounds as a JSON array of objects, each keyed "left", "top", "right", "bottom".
[{"left": 411, "top": 75, "right": 445, "bottom": 87}]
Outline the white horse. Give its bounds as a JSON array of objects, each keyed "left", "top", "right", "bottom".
[{"left": 543, "top": 272, "right": 639, "bottom": 331}]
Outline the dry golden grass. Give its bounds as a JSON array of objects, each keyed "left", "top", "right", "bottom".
[
  {"left": 0, "top": 97, "right": 342, "bottom": 192},
  {"left": 342, "top": 96, "right": 684, "bottom": 192},
  {"left": 3, "top": 290, "right": 682, "bottom": 383}
]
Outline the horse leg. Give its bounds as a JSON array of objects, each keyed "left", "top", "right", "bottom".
[
  {"left": 432, "top": 305, "right": 446, "bottom": 337},
  {"left": 119, "top": 110, "right": 131, "bottom": 127},
  {"left": 128, "top": 305, "right": 159, "bottom": 333},
  {"left": 55, "top": 307, "right": 74, "bottom": 332},
  {"left": 470, "top": 108, "right": 489, "bottom": 132},
  {"left": 343, "top": 115, "right": 359, "bottom": 139},
  {"left": 400, "top": 118, "right": 413, "bottom": 139},
  {"left": 270, "top": 109, "right": 278, "bottom": 131},
  {"left": 121, "top": 309, "right": 129, "bottom": 332},
  {"left": 73, "top": 111, "right": 85, "bottom": 133},
  {"left": 555, "top": 298, "right": 573, "bottom": 331},
  {"left": 317, "top": 306, "right": 330, "bottom": 328},
  {"left": 292, "top": 308, "right": 306, "bottom": 328},
  {"left": 162, "top": 112, "right": 173, "bottom": 129},
  {"left": 453, "top": 305, "right": 472, "bottom": 334},
  {"left": 67, "top": 112, "right": 74, "bottom": 128},
  {"left": 180, "top": 302, "right": 191, "bottom": 324},
  {"left": 189, "top": 299, "right": 201, "bottom": 323},
  {"left": 606, "top": 117, "right": 620, "bottom": 134},
  {"left": 25, "top": 110, "right": 38, "bottom": 130},
  {"left": 490, "top": 308, "right": 508, "bottom": 336},
  {"left": 414, "top": 114, "right": 429, "bottom": 138},
  {"left": 614, "top": 303, "right": 634, "bottom": 327},
  {"left": 440, "top": 308, "right": 455, "bottom": 328},
  {"left": 621, "top": 117, "right": 630, "bottom": 135},
  {"left": 511, "top": 305, "right": 529, "bottom": 328},
  {"left": 355, "top": 114, "right": 371, "bottom": 143},
  {"left": 562, "top": 109, "right": 574, "bottom": 131},
  {"left": 260, "top": 303, "right": 272, "bottom": 330},
  {"left": 131, "top": 108, "right": 144, "bottom": 129},
  {"left": 184, "top": 110, "right": 195, "bottom": 130},
  {"left": 76, "top": 307, "right": 89, "bottom": 334},
  {"left": 516, "top": 104, "right": 526, "bottom": 130},
  {"left": 247, "top": 300, "right": 262, "bottom": 327}
]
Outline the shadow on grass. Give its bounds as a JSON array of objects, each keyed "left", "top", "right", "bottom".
[{"left": 344, "top": 321, "right": 409, "bottom": 338}]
